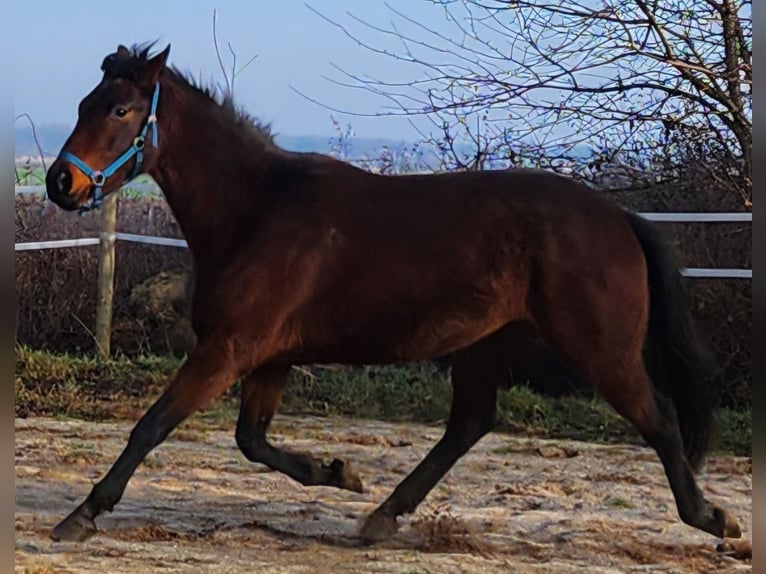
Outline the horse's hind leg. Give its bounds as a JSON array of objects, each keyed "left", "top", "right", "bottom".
[
  {"left": 359, "top": 324, "right": 530, "bottom": 543},
  {"left": 50, "top": 336, "right": 242, "bottom": 542},
  {"left": 540, "top": 312, "right": 741, "bottom": 539},
  {"left": 594, "top": 364, "right": 740, "bottom": 538},
  {"left": 235, "top": 365, "right": 363, "bottom": 492},
  {"left": 641, "top": 388, "right": 741, "bottom": 539}
]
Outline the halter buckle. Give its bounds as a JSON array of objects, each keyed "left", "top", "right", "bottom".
[
  {"left": 133, "top": 136, "right": 145, "bottom": 150},
  {"left": 91, "top": 171, "right": 106, "bottom": 186}
]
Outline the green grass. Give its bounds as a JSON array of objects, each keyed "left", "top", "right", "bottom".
[
  {"left": 15, "top": 345, "right": 179, "bottom": 420},
  {"left": 15, "top": 165, "right": 47, "bottom": 186},
  {"left": 14, "top": 345, "right": 751, "bottom": 458},
  {"left": 607, "top": 497, "right": 635, "bottom": 509}
]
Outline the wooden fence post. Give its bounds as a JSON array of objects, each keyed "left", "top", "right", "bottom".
[{"left": 95, "top": 191, "right": 119, "bottom": 357}]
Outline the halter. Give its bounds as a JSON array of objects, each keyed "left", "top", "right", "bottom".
[{"left": 60, "top": 82, "right": 160, "bottom": 214}]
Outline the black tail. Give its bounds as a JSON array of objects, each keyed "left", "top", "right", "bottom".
[{"left": 626, "top": 211, "right": 717, "bottom": 472}]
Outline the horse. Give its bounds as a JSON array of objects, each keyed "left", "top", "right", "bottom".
[{"left": 44, "top": 42, "right": 741, "bottom": 546}]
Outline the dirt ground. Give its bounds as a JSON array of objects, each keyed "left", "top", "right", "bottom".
[{"left": 15, "top": 414, "right": 751, "bottom": 574}]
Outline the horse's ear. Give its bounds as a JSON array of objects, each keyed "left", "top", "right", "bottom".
[
  {"left": 138, "top": 44, "right": 171, "bottom": 88},
  {"left": 102, "top": 44, "right": 131, "bottom": 74}
]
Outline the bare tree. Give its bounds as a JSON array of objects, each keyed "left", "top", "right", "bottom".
[{"left": 309, "top": 0, "right": 751, "bottom": 204}]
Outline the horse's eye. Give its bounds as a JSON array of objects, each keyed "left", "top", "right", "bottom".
[{"left": 113, "top": 107, "right": 129, "bottom": 118}]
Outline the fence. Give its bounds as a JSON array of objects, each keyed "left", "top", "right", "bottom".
[{"left": 15, "top": 185, "right": 753, "bottom": 357}]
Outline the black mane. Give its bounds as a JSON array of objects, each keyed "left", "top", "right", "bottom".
[{"left": 102, "top": 42, "right": 275, "bottom": 144}]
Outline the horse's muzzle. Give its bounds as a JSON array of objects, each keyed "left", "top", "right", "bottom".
[{"left": 45, "top": 161, "right": 88, "bottom": 211}]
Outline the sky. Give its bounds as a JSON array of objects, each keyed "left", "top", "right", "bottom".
[{"left": 13, "top": 0, "right": 451, "bottom": 140}]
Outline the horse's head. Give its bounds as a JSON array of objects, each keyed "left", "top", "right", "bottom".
[{"left": 46, "top": 43, "right": 171, "bottom": 212}]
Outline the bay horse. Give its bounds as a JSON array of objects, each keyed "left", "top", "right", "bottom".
[{"left": 44, "top": 43, "right": 741, "bottom": 545}]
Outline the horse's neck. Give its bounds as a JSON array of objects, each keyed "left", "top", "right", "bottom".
[{"left": 148, "top": 88, "right": 265, "bottom": 261}]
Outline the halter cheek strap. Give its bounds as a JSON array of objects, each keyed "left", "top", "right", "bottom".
[{"left": 60, "top": 82, "right": 160, "bottom": 214}]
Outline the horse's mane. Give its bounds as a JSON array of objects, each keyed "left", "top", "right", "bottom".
[{"left": 103, "top": 42, "right": 276, "bottom": 147}]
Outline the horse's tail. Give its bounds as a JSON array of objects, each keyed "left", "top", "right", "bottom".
[{"left": 625, "top": 211, "right": 717, "bottom": 472}]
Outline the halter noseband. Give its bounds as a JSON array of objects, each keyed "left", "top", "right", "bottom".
[{"left": 60, "top": 82, "right": 160, "bottom": 214}]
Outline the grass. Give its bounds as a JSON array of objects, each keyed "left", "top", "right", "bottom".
[
  {"left": 14, "top": 345, "right": 751, "bottom": 458},
  {"left": 607, "top": 497, "right": 635, "bottom": 509},
  {"left": 14, "top": 345, "right": 179, "bottom": 420}
]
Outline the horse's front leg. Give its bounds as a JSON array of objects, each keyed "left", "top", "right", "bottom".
[
  {"left": 235, "top": 364, "right": 363, "bottom": 492},
  {"left": 50, "top": 336, "right": 242, "bottom": 542}
]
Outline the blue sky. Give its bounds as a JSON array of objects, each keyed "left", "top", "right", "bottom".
[{"left": 14, "top": 0, "right": 449, "bottom": 140}]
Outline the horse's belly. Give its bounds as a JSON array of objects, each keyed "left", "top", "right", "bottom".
[{"left": 286, "top": 297, "right": 515, "bottom": 365}]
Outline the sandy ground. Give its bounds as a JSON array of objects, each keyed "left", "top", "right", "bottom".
[{"left": 15, "top": 415, "right": 751, "bottom": 573}]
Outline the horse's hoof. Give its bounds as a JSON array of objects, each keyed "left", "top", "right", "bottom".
[
  {"left": 708, "top": 507, "right": 742, "bottom": 539},
  {"left": 720, "top": 509, "right": 742, "bottom": 539},
  {"left": 50, "top": 507, "right": 97, "bottom": 542},
  {"left": 717, "top": 537, "right": 751, "bottom": 559},
  {"left": 328, "top": 458, "right": 364, "bottom": 493},
  {"left": 359, "top": 510, "right": 398, "bottom": 544}
]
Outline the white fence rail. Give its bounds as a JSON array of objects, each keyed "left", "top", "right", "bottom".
[{"left": 14, "top": 212, "right": 753, "bottom": 279}]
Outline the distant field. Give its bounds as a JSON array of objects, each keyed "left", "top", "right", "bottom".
[
  {"left": 14, "top": 162, "right": 162, "bottom": 197},
  {"left": 14, "top": 163, "right": 47, "bottom": 186}
]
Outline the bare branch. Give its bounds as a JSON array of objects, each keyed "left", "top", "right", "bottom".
[
  {"left": 15, "top": 112, "right": 48, "bottom": 176},
  {"left": 308, "top": 0, "right": 750, "bottom": 201},
  {"left": 212, "top": 9, "right": 231, "bottom": 93},
  {"left": 210, "top": 10, "right": 259, "bottom": 98}
]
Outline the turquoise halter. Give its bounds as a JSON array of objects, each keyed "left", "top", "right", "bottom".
[{"left": 60, "top": 81, "right": 160, "bottom": 213}]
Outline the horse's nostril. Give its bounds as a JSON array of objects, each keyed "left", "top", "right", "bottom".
[{"left": 56, "top": 170, "right": 71, "bottom": 193}]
